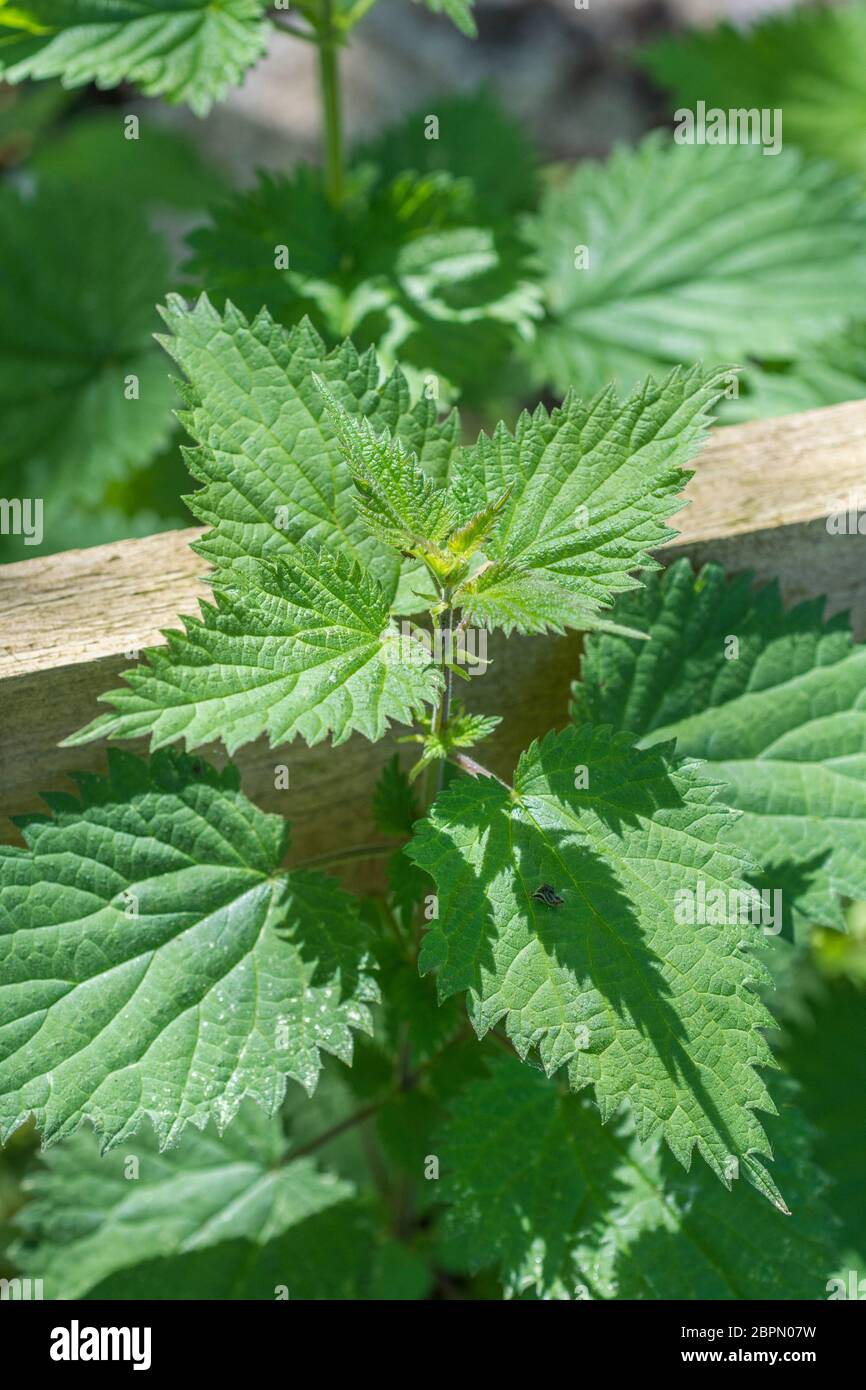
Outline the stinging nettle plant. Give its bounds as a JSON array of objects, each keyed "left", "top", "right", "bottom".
[
  {"left": 4, "top": 294, "right": 866, "bottom": 1299},
  {"left": 2, "top": 0, "right": 866, "bottom": 1303}
]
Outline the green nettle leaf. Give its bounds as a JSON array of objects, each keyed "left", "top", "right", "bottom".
[
  {"left": 387, "top": 844, "right": 430, "bottom": 927},
  {"left": 0, "top": 184, "right": 177, "bottom": 516},
  {"left": 373, "top": 754, "right": 420, "bottom": 840},
  {"left": 444, "top": 489, "right": 511, "bottom": 561},
  {"left": 13, "top": 1102, "right": 353, "bottom": 1300},
  {"left": 442, "top": 711, "right": 500, "bottom": 748},
  {"left": 316, "top": 377, "right": 460, "bottom": 555},
  {"left": 523, "top": 133, "right": 866, "bottom": 400},
  {"left": 31, "top": 111, "right": 225, "bottom": 210},
  {"left": 186, "top": 164, "right": 541, "bottom": 399},
  {"left": 379, "top": 944, "right": 463, "bottom": 1068},
  {"left": 317, "top": 375, "right": 507, "bottom": 583},
  {"left": 571, "top": 560, "right": 866, "bottom": 931},
  {"left": 0, "top": 1, "right": 270, "bottom": 116},
  {"left": 777, "top": 976, "right": 866, "bottom": 1260},
  {"left": 449, "top": 363, "right": 730, "bottom": 636},
  {"left": 372, "top": 757, "right": 430, "bottom": 923},
  {"left": 641, "top": 2, "right": 866, "bottom": 179},
  {"left": 156, "top": 293, "right": 461, "bottom": 608},
  {"left": 0, "top": 751, "right": 378, "bottom": 1151},
  {"left": 414, "top": 0, "right": 477, "bottom": 38},
  {"left": 78, "top": 1202, "right": 374, "bottom": 1300},
  {"left": 407, "top": 725, "right": 785, "bottom": 1205},
  {"left": 436, "top": 1056, "right": 598, "bottom": 1291},
  {"left": 403, "top": 704, "right": 501, "bottom": 781},
  {"left": 67, "top": 545, "right": 442, "bottom": 754},
  {"left": 355, "top": 88, "right": 537, "bottom": 222},
  {"left": 438, "top": 1057, "right": 841, "bottom": 1299},
  {"left": 725, "top": 321, "right": 866, "bottom": 422}
]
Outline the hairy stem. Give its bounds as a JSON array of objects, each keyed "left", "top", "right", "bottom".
[
  {"left": 437, "top": 609, "right": 456, "bottom": 795},
  {"left": 317, "top": 0, "right": 344, "bottom": 205},
  {"left": 419, "top": 599, "right": 455, "bottom": 816},
  {"left": 449, "top": 750, "right": 511, "bottom": 789}
]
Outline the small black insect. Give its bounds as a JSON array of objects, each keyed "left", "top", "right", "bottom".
[{"left": 532, "top": 884, "right": 564, "bottom": 908}]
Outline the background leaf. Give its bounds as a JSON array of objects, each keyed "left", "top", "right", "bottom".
[
  {"left": 0, "top": 0, "right": 270, "bottom": 116},
  {"left": 187, "top": 163, "right": 541, "bottom": 401},
  {"left": 13, "top": 1101, "right": 353, "bottom": 1299},
  {"left": 724, "top": 321, "right": 866, "bottom": 421},
  {"left": 523, "top": 133, "right": 866, "bottom": 401},
  {"left": 30, "top": 111, "right": 225, "bottom": 207},
  {"left": 414, "top": 0, "right": 477, "bottom": 38},
  {"left": 355, "top": 88, "right": 537, "bottom": 222},
  {"left": 0, "top": 750, "right": 378, "bottom": 1151},
  {"left": 776, "top": 972, "right": 866, "bottom": 1264},
  {"left": 571, "top": 560, "right": 866, "bottom": 932},
  {"left": 642, "top": 2, "right": 866, "bottom": 179},
  {"left": 438, "top": 1056, "right": 840, "bottom": 1299},
  {"left": 0, "top": 182, "right": 178, "bottom": 558}
]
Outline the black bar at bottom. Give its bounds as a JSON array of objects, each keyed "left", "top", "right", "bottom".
[{"left": 1, "top": 1296, "right": 862, "bottom": 1375}]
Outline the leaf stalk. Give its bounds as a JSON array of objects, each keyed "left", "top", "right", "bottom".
[{"left": 317, "top": 0, "right": 345, "bottom": 205}]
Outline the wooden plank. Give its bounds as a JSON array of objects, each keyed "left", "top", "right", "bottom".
[{"left": 2, "top": 398, "right": 865, "bottom": 870}]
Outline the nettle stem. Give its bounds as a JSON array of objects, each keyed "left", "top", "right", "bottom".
[
  {"left": 418, "top": 595, "right": 455, "bottom": 814},
  {"left": 317, "top": 0, "right": 344, "bottom": 205},
  {"left": 449, "top": 751, "right": 509, "bottom": 788},
  {"left": 437, "top": 607, "right": 456, "bottom": 793}
]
